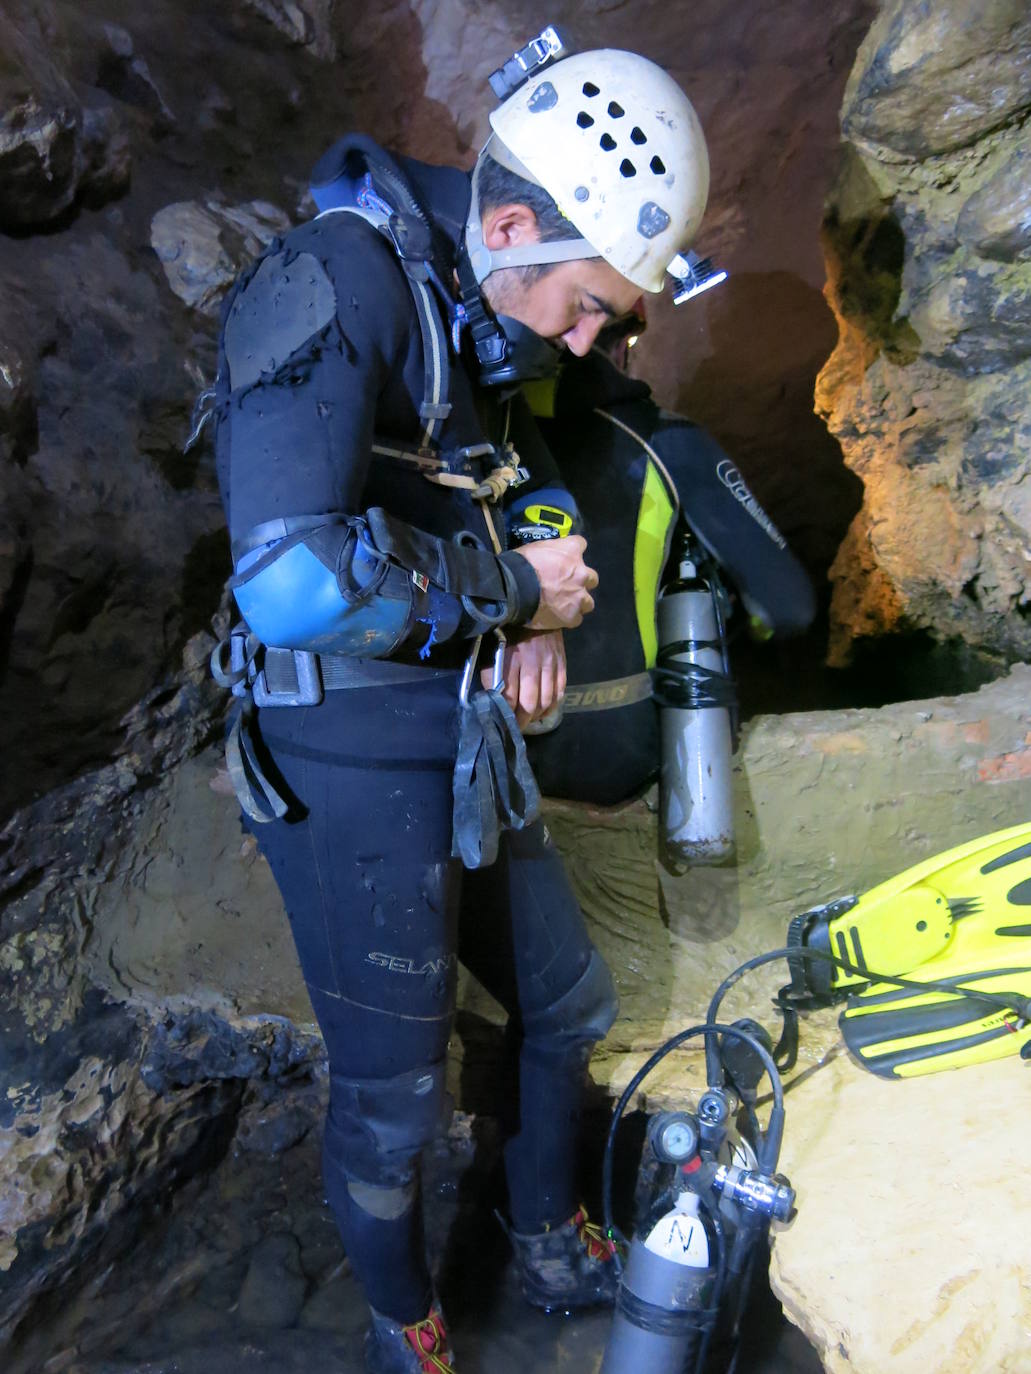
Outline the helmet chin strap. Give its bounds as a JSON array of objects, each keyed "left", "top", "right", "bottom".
[
  {"left": 458, "top": 137, "right": 600, "bottom": 386},
  {"left": 463, "top": 135, "right": 601, "bottom": 283}
]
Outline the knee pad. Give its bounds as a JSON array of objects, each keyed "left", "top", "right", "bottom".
[
  {"left": 346, "top": 1177, "right": 418, "bottom": 1221},
  {"left": 522, "top": 950, "right": 618, "bottom": 1048},
  {"left": 324, "top": 1059, "right": 450, "bottom": 1188}
]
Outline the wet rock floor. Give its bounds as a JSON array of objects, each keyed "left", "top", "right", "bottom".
[{"left": 28, "top": 1079, "right": 822, "bottom": 1374}]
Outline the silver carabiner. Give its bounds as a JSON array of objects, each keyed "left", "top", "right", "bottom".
[
  {"left": 490, "top": 628, "right": 507, "bottom": 690},
  {"left": 458, "top": 629, "right": 507, "bottom": 707}
]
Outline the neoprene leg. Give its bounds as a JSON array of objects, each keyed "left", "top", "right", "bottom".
[
  {"left": 249, "top": 685, "right": 460, "bottom": 1321},
  {"left": 460, "top": 822, "right": 618, "bottom": 1231},
  {"left": 503, "top": 954, "right": 616, "bottom": 1230}
]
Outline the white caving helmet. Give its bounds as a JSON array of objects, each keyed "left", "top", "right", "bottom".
[{"left": 466, "top": 47, "right": 710, "bottom": 295}]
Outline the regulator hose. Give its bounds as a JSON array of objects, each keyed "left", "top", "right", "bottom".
[{"left": 600, "top": 1021, "right": 783, "bottom": 1374}]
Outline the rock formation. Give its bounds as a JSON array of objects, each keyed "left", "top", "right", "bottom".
[
  {"left": 0, "top": 0, "right": 872, "bottom": 819},
  {"left": 818, "top": 0, "right": 1031, "bottom": 667}
]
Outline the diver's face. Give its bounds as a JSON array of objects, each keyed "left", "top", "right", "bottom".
[{"left": 480, "top": 204, "right": 643, "bottom": 356}]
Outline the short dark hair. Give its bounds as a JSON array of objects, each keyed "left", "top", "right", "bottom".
[{"left": 476, "top": 154, "right": 580, "bottom": 281}]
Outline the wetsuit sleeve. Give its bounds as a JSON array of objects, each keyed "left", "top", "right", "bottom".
[
  {"left": 501, "top": 392, "right": 584, "bottom": 545},
  {"left": 652, "top": 418, "right": 816, "bottom": 636},
  {"left": 217, "top": 219, "right": 540, "bottom": 657}
]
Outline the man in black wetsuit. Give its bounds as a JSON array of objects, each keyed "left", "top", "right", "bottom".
[{"left": 213, "top": 37, "right": 712, "bottom": 1374}]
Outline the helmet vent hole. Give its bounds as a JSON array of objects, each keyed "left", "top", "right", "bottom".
[
  {"left": 650, "top": 155, "right": 666, "bottom": 175},
  {"left": 600, "top": 132, "right": 617, "bottom": 152},
  {"left": 630, "top": 126, "right": 647, "bottom": 145},
  {"left": 619, "top": 159, "right": 637, "bottom": 178},
  {"left": 607, "top": 101, "right": 625, "bottom": 119},
  {"left": 582, "top": 82, "right": 600, "bottom": 97},
  {"left": 577, "top": 111, "right": 595, "bottom": 129}
]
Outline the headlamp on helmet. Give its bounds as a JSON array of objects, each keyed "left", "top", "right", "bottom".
[
  {"left": 487, "top": 25, "right": 571, "bottom": 101},
  {"left": 668, "top": 250, "right": 728, "bottom": 306}
]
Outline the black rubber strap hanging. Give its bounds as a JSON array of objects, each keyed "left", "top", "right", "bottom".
[
  {"left": 451, "top": 634, "right": 541, "bottom": 869},
  {"left": 210, "top": 627, "right": 290, "bottom": 823},
  {"left": 451, "top": 690, "right": 541, "bottom": 868},
  {"left": 224, "top": 701, "right": 290, "bottom": 825}
]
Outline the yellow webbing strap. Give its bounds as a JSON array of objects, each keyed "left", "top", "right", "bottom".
[{"left": 591, "top": 410, "right": 678, "bottom": 669}]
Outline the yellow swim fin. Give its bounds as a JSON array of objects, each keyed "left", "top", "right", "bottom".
[{"left": 779, "top": 822, "right": 1031, "bottom": 1078}]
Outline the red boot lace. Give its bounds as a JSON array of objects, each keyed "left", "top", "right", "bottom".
[
  {"left": 402, "top": 1307, "right": 456, "bottom": 1374},
  {"left": 572, "top": 1204, "right": 618, "bottom": 1263}
]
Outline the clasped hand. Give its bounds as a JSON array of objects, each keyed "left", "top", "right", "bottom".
[
  {"left": 515, "top": 535, "right": 599, "bottom": 631},
  {"left": 481, "top": 628, "right": 567, "bottom": 729},
  {"left": 478, "top": 536, "right": 598, "bottom": 728}
]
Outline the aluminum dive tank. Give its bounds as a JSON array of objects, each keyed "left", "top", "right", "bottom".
[
  {"left": 600, "top": 1191, "right": 715, "bottom": 1374},
  {"left": 656, "top": 562, "right": 735, "bottom": 867}
]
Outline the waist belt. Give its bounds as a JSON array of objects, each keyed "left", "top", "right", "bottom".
[
  {"left": 563, "top": 671, "right": 654, "bottom": 713},
  {"left": 212, "top": 629, "right": 537, "bottom": 869},
  {"left": 261, "top": 646, "right": 455, "bottom": 700},
  {"left": 210, "top": 630, "right": 460, "bottom": 827}
]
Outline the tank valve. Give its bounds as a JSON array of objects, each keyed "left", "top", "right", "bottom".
[{"left": 712, "top": 1165, "right": 795, "bottom": 1222}]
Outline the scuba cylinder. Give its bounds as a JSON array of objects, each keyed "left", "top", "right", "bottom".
[
  {"left": 600, "top": 1024, "right": 794, "bottom": 1374},
  {"left": 600, "top": 1185, "right": 715, "bottom": 1374},
  {"left": 654, "top": 542, "right": 737, "bottom": 868}
]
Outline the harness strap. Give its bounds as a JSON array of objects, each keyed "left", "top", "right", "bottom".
[
  {"left": 315, "top": 201, "right": 452, "bottom": 447},
  {"left": 318, "top": 654, "right": 455, "bottom": 691}
]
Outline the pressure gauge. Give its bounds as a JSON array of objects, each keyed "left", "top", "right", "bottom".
[{"left": 648, "top": 1111, "right": 700, "bottom": 1164}]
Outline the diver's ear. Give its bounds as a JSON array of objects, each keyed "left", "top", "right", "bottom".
[{"left": 482, "top": 202, "right": 539, "bottom": 252}]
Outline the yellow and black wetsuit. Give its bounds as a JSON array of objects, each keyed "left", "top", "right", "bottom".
[{"left": 521, "top": 351, "right": 815, "bottom": 806}]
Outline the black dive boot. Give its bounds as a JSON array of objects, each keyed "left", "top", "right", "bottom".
[
  {"left": 507, "top": 1204, "right": 621, "bottom": 1314},
  {"left": 365, "top": 1303, "right": 456, "bottom": 1373}
]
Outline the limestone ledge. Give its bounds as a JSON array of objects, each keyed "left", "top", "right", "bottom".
[
  {"left": 772, "top": 1052, "right": 1031, "bottom": 1374},
  {"left": 80, "top": 663, "right": 1031, "bottom": 1111}
]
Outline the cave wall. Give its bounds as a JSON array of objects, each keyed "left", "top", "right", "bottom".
[
  {"left": 0, "top": 0, "right": 473, "bottom": 820},
  {"left": 818, "top": 0, "right": 1031, "bottom": 666},
  {"left": 0, "top": 642, "right": 325, "bottom": 1351},
  {"left": 0, "top": 0, "right": 874, "bottom": 820}
]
